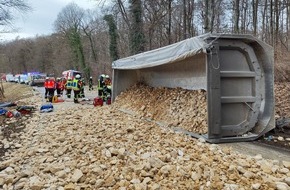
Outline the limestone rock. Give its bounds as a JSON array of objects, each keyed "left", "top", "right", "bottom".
[
  {"left": 71, "top": 169, "right": 83, "bottom": 183},
  {"left": 283, "top": 161, "right": 290, "bottom": 169},
  {"left": 275, "top": 182, "right": 290, "bottom": 190},
  {"left": 64, "top": 183, "right": 76, "bottom": 190},
  {"left": 284, "top": 177, "right": 290, "bottom": 186},
  {"left": 29, "top": 176, "right": 44, "bottom": 190},
  {"left": 104, "top": 176, "right": 116, "bottom": 187},
  {"left": 251, "top": 183, "right": 261, "bottom": 190}
]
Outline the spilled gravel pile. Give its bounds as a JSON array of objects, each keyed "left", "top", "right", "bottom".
[
  {"left": 114, "top": 84, "right": 208, "bottom": 134},
  {"left": 275, "top": 82, "right": 290, "bottom": 118},
  {"left": 0, "top": 84, "right": 290, "bottom": 189}
]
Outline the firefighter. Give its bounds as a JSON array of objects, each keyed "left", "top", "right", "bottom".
[
  {"left": 65, "top": 77, "right": 73, "bottom": 98},
  {"left": 79, "top": 77, "right": 85, "bottom": 98},
  {"left": 98, "top": 74, "right": 105, "bottom": 100},
  {"left": 47, "top": 77, "right": 56, "bottom": 102},
  {"left": 89, "top": 76, "right": 93, "bottom": 91},
  {"left": 55, "top": 78, "right": 62, "bottom": 97},
  {"left": 60, "top": 77, "right": 66, "bottom": 95},
  {"left": 104, "top": 75, "right": 111, "bottom": 86},
  {"left": 103, "top": 75, "right": 112, "bottom": 102},
  {"left": 72, "top": 74, "right": 82, "bottom": 103},
  {"left": 44, "top": 77, "right": 49, "bottom": 100}
]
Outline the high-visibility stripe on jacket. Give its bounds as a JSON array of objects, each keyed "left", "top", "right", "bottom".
[
  {"left": 72, "top": 79, "right": 80, "bottom": 91},
  {"left": 98, "top": 79, "right": 104, "bottom": 90},
  {"left": 47, "top": 80, "right": 55, "bottom": 89},
  {"left": 66, "top": 80, "right": 73, "bottom": 89}
]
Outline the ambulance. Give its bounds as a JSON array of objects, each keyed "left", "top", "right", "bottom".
[{"left": 62, "top": 70, "right": 82, "bottom": 80}]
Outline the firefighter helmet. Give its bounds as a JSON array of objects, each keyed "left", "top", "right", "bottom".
[{"left": 75, "top": 74, "right": 81, "bottom": 79}]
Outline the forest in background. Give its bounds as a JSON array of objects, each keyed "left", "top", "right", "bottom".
[{"left": 0, "top": 0, "right": 290, "bottom": 81}]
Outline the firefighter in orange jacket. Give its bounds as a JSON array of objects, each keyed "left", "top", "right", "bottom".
[
  {"left": 60, "top": 77, "right": 66, "bottom": 95},
  {"left": 55, "top": 78, "right": 62, "bottom": 97},
  {"left": 47, "top": 77, "right": 56, "bottom": 102}
]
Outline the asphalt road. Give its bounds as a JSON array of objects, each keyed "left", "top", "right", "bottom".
[
  {"left": 219, "top": 141, "right": 290, "bottom": 162},
  {"left": 33, "top": 86, "right": 98, "bottom": 100}
]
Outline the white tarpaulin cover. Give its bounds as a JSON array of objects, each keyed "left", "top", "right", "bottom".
[
  {"left": 112, "top": 35, "right": 209, "bottom": 70},
  {"left": 112, "top": 33, "right": 273, "bottom": 70}
]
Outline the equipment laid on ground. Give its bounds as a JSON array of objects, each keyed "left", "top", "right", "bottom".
[
  {"left": 0, "top": 108, "right": 7, "bottom": 115},
  {"left": 0, "top": 102, "right": 17, "bottom": 108},
  {"left": 40, "top": 104, "right": 53, "bottom": 113},
  {"left": 5, "top": 111, "right": 13, "bottom": 118},
  {"left": 93, "top": 97, "right": 103, "bottom": 106},
  {"left": 52, "top": 95, "right": 58, "bottom": 103},
  {"left": 112, "top": 33, "right": 275, "bottom": 143},
  {"left": 16, "top": 105, "right": 36, "bottom": 114}
]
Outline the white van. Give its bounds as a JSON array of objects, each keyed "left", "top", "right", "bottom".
[{"left": 5, "top": 74, "right": 14, "bottom": 82}]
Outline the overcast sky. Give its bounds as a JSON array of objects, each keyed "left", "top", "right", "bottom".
[{"left": 0, "top": 0, "right": 97, "bottom": 42}]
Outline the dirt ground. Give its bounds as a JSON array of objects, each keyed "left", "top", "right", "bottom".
[{"left": 0, "top": 82, "right": 34, "bottom": 103}]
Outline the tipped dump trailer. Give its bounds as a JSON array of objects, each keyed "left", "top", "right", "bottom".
[{"left": 112, "top": 33, "right": 275, "bottom": 143}]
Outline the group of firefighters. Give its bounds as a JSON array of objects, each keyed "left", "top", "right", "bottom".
[{"left": 44, "top": 74, "right": 111, "bottom": 104}]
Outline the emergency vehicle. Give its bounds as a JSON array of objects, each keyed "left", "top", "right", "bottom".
[
  {"left": 62, "top": 70, "right": 82, "bottom": 80},
  {"left": 27, "top": 72, "right": 47, "bottom": 86}
]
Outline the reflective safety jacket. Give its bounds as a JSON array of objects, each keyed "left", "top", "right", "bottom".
[
  {"left": 44, "top": 80, "right": 49, "bottom": 88},
  {"left": 47, "top": 80, "right": 55, "bottom": 89},
  {"left": 72, "top": 79, "right": 80, "bottom": 91},
  {"left": 98, "top": 79, "right": 105, "bottom": 90},
  {"left": 66, "top": 79, "right": 73, "bottom": 89}
]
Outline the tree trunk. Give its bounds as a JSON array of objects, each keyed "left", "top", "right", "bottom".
[
  {"left": 262, "top": 0, "right": 267, "bottom": 41},
  {"left": 204, "top": 0, "right": 210, "bottom": 33},
  {"left": 234, "top": 0, "right": 240, "bottom": 33},
  {"left": 252, "top": 0, "right": 259, "bottom": 36},
  {"left": 167, "top": 0, "right": 172, "bottom": 45},
  {"left": 183, "top": 0, "right": 187, "bottom": 39},
  {"left": 129, "top": 0, "right": 145, "bottom": 54},
  {"left": 270, "top": 0, "right": 274, "bottom": 45},
  {"left": 210, "top": 0, "right": 215, "bottom": 33},
  {"left": 287, "top": 0, "right": 290, "bottom": 50},
  {"left": 275, "top": 0, "right": 279, "bottom": 47}
]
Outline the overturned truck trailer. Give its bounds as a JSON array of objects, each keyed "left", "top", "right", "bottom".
[{"left": 112, "top": 33, "right": 275, "bottom": 143}]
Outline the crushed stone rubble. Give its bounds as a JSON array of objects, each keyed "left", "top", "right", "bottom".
[
  {"left": 275, "top": 82, "right": 290, "bottom": 118},
  {"left": 0, "top": 85, "right": 290, "bottom": 189},
  {"left": 114, "top": 84, "right": 208, "bottom": 134}
]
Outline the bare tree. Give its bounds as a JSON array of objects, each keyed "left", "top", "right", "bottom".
[
  {"left": 81, "top": 10, "right": 99, "bottom": 64},
  {"left": 0, "top": 0, "right": 31, "bottom": 31},
  {"left": 54, "top": 2, "right": 91, "bottom": 80},
  {"left": 143, "top": 0, "right": 168, "bottom": 49}
]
